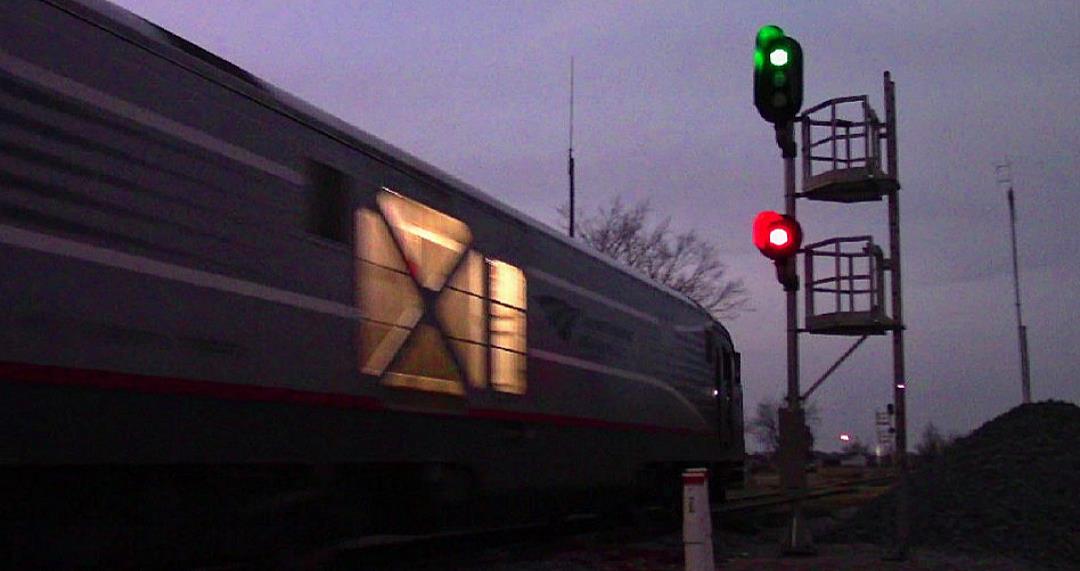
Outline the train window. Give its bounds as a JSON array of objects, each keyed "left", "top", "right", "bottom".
[
  {"left": 356, "top": 190, "right": 526, "bottom": 395},
  {"left": 356, "top": 209, "right": 424, "bottom": 376},
  {"left": 722, "top": 349, "right": 733, "bottom": 383},
  {"left": 355, "top": 191, "right": 482, "bottom": 395},
  {"left": 307, "top": 161, "right": 350, "bottom": 243},
  {"left": 377, "top": 191, "right": 470, "bottom": 291},
  {"left": 437, "top": 251, "right": 487, "bottom": 388},
  {"left": 383, "top": 325, "right": 465, "bottom": 395},
  {"left": 489, "top": 259, "right": 526, "bottom": 394}
]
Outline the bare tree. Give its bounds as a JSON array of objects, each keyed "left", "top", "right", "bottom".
[
  {"left": 748, "top": 396, "right": 821, "bottom": 456},
  {"left": 749, "top": 399, "right": 781, "bottom": 455},
  {"left": 560, "top": 196, "right": 749, "bottom": 319},
  {"left": 915, "top": 422, "right": 959, "bottom": 461}
]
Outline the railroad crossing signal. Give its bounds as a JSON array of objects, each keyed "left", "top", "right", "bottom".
[
  {"left": 752, "top": 210, "right": 802, "bottom": 261},
  {"left": 754, "top": 25, "right": 804, "bottom": 125}
]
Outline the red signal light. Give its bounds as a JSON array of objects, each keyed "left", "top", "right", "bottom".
[
  {"left": 769, "top": 227, "right": 791, "bottom": 247},
  {"left": 753, "top": 210, "right": 802, "bottom": 260}
]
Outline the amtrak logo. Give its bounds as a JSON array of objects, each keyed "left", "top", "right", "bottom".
[{"left": 536, "top": 295, "right": 581, "bottom": 342}]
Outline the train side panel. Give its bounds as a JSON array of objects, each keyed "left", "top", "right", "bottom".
[{"left": 0, "top": 0, "right": 741, "bottom": 501}]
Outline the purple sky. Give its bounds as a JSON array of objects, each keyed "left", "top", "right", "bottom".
[{"left": 107, "top": 0, "right": 1079, "bottom": 451}]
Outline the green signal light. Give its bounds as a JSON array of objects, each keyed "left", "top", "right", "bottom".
[
  {"left": 756, "top": 25, "right": 784, "bottom": 49},
  {"left": 769, "top": 48, "right": 789, "bottom": 67}
]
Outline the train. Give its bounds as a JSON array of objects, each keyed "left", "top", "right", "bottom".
[{"left": 0, "top": 0, "right": 744, "bottom": 560}]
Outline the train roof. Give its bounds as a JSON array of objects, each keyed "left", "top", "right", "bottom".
[{"left": 61, "top": 0, "right": 729, "bottom": 337}]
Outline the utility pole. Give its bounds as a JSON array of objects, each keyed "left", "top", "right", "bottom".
[{"left": 996, "top": 160, "right": 1031, "bottom": 403}]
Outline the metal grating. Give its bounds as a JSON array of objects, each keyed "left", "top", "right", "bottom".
[{"left": 803, "top": 236, "right": 895, "bottom": 335}]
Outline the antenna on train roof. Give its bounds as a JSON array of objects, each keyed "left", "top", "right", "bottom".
[{"left": 568, "top": 56, "right": 576, "bottom": 238}]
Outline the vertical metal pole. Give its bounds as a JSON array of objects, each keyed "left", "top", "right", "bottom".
[
  {"left": 1007, "top": 188, "right": 1032, "bottom": 403},
  {"left": 830, "top": 104, "right": 837, "bottom": 171},
  {"left": 884, "top": 71, "right": 909, "bottom": 560},
  {"left": 863, "top": 98, "right": 871, "bottom": 166},
  {"left": 847, "top": 255, "right": 855, "bottom": 312},
  {"left": 784, "top": 122, "right": 799, "bottom": 412},
  {"left": 800, "top": 113, "right": 811, "bottom": 190},
  {"left": 779, "top": 119, "right": 813, "bottom": 555},
  {"left": 844, "top": 124, "right": 851, "bottom": 166},
  {"left": 568, "top": 155, "right": 575, "bottom": 237},
  {"left": 568, "top": 57, "right": 576, "bottom": 238},
  {"left": 834, "top": 243, "right": 841, "bottom": 311}
]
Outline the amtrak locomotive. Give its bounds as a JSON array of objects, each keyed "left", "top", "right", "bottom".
[{"left": 0, "top": 0, "right": 744, "bottom": 559}]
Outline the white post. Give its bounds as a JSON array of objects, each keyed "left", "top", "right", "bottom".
[{"left": 682, "top": 468, "right": 715, "bottom": 571}]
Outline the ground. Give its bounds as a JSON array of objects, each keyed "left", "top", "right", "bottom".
[{"left": 410, "top": 465, "right": 1046, "bottom": 571}]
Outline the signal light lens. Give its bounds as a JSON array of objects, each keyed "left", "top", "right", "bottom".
[
  {"left": 753, "top": 210, "right": 802, "bottom": 260},
  {"left": 769, "top": 227, "right": 790, "bottom": 247},
  {"left": 755, "top": 25, "right": 784, "bottom": 49},
  {"left": 769, "top": 48, "right": 789, "bottom": 66}
]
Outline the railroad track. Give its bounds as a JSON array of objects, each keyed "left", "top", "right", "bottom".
[
  {"left": 320, "top": 477, "right": 897, "bottom": 565},
  {"left": 718, "top": 475, "right": 895, "bottom": 514}
]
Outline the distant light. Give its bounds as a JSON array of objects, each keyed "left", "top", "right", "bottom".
[
  {"left": 712, "top": 389, "right": 719, "bottom": 397},
  {"left": 839, "top": 433, "right": 851, "bottom": 442},
  {"left": 897, "top": 384, "right": 906, "bottom": 389},
  {"left": 769, "top": 48, "right": 789, "bottom": 66},
  {"left": 769, "top": 227, "right": 790, "bottom": 247}
]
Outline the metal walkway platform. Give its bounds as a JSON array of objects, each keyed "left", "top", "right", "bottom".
[{"left": 800, "top": 96, "right": 899, "bottom": 203}]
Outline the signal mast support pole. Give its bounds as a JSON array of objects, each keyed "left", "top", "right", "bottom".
[
  {"left": 883, "top": 71, "right": 910, "bottom": 560},
  {"left": 781, "top": 122, "right": 799, "bottom": 410},
  {"left": 777, "top": 121, "right": 814, "bottom": 554}
]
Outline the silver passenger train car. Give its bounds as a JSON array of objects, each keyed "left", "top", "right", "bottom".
[{"left": 0, "top": 0, "right": 743, "bottom": 542}]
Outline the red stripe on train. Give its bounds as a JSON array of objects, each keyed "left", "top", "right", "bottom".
[
  {"left": 0, "top": 361, "right": 710, "bottom": 436},
  {"left": 0, "top": 360, "right": 384, "bottom": 410}
]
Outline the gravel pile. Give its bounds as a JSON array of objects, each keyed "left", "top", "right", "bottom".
[{"left": 828, "top": 400, "right": 1080, "bottom": 569}]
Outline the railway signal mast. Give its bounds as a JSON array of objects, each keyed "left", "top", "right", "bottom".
[
  {"left": 751, "top": 25, "right": 814, "bottom": 555},
  {"left": 750, "top": 25, "right": 908, "bottom": 559}
]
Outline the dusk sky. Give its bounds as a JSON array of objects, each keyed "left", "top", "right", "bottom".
[{"left": 106, "top": 0, "right": 1079, "bottom": 451}]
